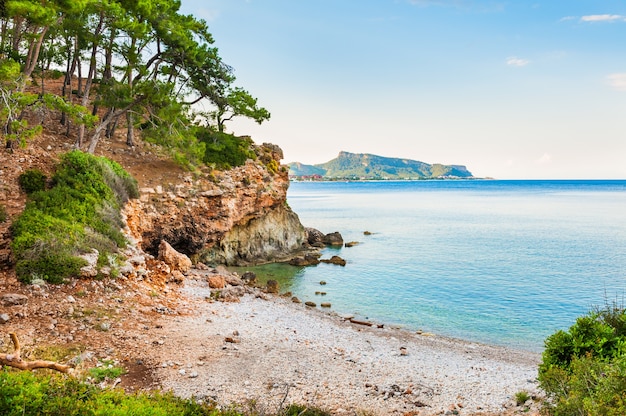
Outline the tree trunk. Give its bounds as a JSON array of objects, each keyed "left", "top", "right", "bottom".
[
  {"left": 76, "top": 12, "right": 104, "bottom": 148},
  {"left": 22, "top": 26, "right": 50, "bottom": 81},
  {"left": 126, "top": 112, "right": 134, "bottom": 147}
]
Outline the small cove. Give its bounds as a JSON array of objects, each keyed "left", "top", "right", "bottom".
[{"left": 232, "top": 180, "right": 626, "bottom": 352}]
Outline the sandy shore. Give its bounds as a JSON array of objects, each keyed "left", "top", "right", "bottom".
[{"left": 152, "top": 274, "right": 541, "bottom": 415}]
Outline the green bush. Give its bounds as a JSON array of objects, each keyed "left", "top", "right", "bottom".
[
  {"left": 0, "top": 204, "right": 6, "bottom": 222},
  {"left": 515, "top": 390, "right": 530, "bottom": 406},
  {"left": 198, "top": 129, "right": 256, "bottom": 170},
  {"left": 18, "top": 169, "right": 47, "bottom": 194},
  {"left": 0, "top": 370, "right": 333, "bottom": 416},
  {"left": 0, "top": 370, "right": 216, "bottom": 416},
  {"left": 11, "top": 151, "right": 139, "bottom": 283},
  {"left": 89, "top": 360, "right": 126, "bottom": 382},
  {"left": 539, "top": 304, "right": 626, "bottom": 415}
]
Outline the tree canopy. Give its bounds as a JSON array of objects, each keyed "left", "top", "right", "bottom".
[{"left": 0, "top": 0, "right": 270, "bottom": 161}]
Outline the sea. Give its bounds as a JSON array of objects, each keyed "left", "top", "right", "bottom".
[{"left": 233, "top": 180, "right": 626, "bottom": 352}]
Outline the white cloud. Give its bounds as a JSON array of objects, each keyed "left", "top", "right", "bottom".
[
  {"left": 535, "top": 153, "right": 552, "bottom": 164},
  {"left": 506, "top": 56, "right": 530, "bottom": 67},
  {"left": 580, "top": 14, "right": 626, "bottom": 22},
  {"left": 607, "top": 73, "right": 626, "bottom": 91},
  {"left": 559, "top": 16, "right": 576, "bottom": 22}
]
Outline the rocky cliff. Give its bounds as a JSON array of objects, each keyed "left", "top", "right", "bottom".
[{"left": 124, "top": 144, "right": 307, "bottom": 266}]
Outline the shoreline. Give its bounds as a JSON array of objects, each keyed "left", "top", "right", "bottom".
[{"left": 150, "top": 273, "right": 542, "bottom": 415}]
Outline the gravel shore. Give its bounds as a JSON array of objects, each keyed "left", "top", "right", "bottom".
[{"left": 153, "top": 275, "right": 541, "bottom": 415}]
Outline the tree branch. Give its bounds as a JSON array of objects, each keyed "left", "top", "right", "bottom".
[{"left": 0, "top": 333, "right": 70, "bottom": 373}]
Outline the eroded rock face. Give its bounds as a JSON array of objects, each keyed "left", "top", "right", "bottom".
[{"left": 124, "top": 147, "right": 307, "bottom": 266}]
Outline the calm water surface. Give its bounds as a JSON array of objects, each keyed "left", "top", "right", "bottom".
[{"left": 237, "top": 180, "right": 626, "bottom": 351}]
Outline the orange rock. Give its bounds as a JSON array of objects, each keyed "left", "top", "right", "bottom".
[{"left": 208, "top": 275, "right": 226, "bottom": 289}]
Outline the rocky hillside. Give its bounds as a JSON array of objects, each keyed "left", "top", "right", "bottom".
[
  {"left": 288, "top": 151, "right": 473, "bottom": 180},
  {"left": 1, "top": 136, "right": 306, "bottom": 273}
]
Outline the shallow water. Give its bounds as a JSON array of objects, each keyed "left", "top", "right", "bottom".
[{"left": 234, "top": 180, "right": 626, "bottom": 351}]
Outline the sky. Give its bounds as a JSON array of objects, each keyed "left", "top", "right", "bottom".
[{"left": 179, "top": 0, "right": 626, "bottom": 179}]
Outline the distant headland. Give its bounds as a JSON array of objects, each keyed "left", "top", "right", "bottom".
[{"left": 288, "top": 151, "right": 475, "bottom": 180}]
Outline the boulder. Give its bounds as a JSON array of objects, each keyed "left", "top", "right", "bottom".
[
  {"left": 207, "top": 275, "right": 226, "bottom": 289},
  {"left": 158, "top": 240, "right": 192, "bottom": 273},
  {"left": 345, "top": 241, "right": 359, "bottom": 248},
  {"left": 168, "top": 270, "right": 185, "bottom": 284},
  {"left": 79, "top": 249, "right": 99, "bottom": 278},
  {"left": 306, "top": 228, "right": 325, "bottom": 246},
  {"left": 323, "top": 232, "right": 344, "bottom": 246},
  {"left": 241, "top": 271, "right": 257, "bottom": 285},
  {"left": 195, "top": 262, "right": 210, "bottom": 270},
  {"left": 266, "top": 279, "right": 279, "bottom": 294},
  {"left": 0, "top": 313, "right": 10, "bottom": 324},
  {"left": 1, "top": 293, "right": 28, "bottom": 306},
  {"left": 320, "top": 255, "right": 347, "bottom": 266},
  {"left": 224, "top": 273, "right": 244, "bottom": 287}
]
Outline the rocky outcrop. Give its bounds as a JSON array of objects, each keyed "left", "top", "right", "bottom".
[{"left": 124, "top": 145, "right": 307, "bottom": 266}]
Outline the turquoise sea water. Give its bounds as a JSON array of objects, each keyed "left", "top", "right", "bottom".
[{"left": 239, "top": 180, "right": 626, "bottom": 352}]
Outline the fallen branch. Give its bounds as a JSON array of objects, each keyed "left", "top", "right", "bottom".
[
  {"left": 0, "top": 333, "right": 70, "bottom": 373},
  {"left": 349, "top": 318, "right": 384, "bottom": 328}
]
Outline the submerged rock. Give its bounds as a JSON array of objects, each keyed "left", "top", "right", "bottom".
[{"left": 288, "top": 253, "right": 321, "bottom": 266}]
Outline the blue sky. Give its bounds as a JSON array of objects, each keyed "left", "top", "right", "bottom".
[{"left": 179, "top": 0, "right": 626, "bottom": 179}]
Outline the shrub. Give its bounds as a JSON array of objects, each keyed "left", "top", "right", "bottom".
[
  {"left": 0, "top": 204, "right": 6, "bottom": 222},
  {"left": 515, "top": 390, "right": 530, "bottom": 406},
  {"left": 198, "top": 129, "right": 256, "bottom": 170},
  {"left": 89, "top": 360, "right": 126, "bottom": 382},
  {"left": 539, "top": 304, "right": 626, "bottom": 415},
  {"left": 18, "top": 169, "right": 47, "bottom": 194},
  {"left": 0, "top": 370, "right": 217, "bottom": 416},
  {"left": 11, "top": 151, "right": 138, "bottom": 283}
]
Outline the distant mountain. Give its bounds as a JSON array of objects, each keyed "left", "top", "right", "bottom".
[{"left": 288, "top": 151, "right": 473, "bottom": 180}]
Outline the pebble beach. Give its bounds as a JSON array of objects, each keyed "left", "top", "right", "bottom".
[{"left": 152, "top": 274, "right": 541, "bottom": 416}]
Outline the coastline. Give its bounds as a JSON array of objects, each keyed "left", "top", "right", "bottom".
[{"left": 151, "top": 273, "right": 542, "bottom": 416}]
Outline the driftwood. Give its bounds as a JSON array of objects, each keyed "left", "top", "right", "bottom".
[
  {"left": 0, "top": 333, "right": 70, "bottom": 373},
  {"left": 349, "top": 318, "right": 384, "bottom": 329}
]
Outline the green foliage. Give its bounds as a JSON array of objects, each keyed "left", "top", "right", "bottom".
[
  {"left": 41, "top": 93, "right": 98, "bottom": 128},
  {"left": 0, "top": 204, "right": 7, "bottom": 223},
  {"left": 198, "top": 129, "right": 256, "bottom": 170},
  {"left": 89, "top": 360, "right": 126, "bottom": 382},
  {"left": 11, "top": 151, "right": 138, "bottom": 283},
  {"left": 211, "top": 87, "right": 270, "bottom": 133},
  {"left": 0, "top": 370, "right": 217, "bottom": 416},
  {"left": 539, "top": 303, "right": 626, "bottom": 415},
  {"left": 0, "top": 370, "right": 333, "bottom": 416},
  {"left": 515, "top": 390, "right": 530, "bottom": 406},
  {"left": 266, "top": 159, "right": 279, "bottom": 175},
  {"left": 18, "top": 169, "right": 47, "bottom": 194},
  {"left": 282, "top": 405, "right": 331, "bottom": 416}
]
